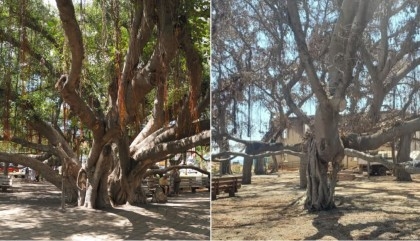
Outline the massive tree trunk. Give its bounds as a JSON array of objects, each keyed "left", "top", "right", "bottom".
[
  {"left": 287, "top": 0, "right": 378, "bottom": 211},
  {"left": 305, "top": 106, "right": 344, "bottom": 211},
  {"left": 216, "top": 103, "right": 231, "bottom": 175},
  {"left": 395, "top": 134, "right": 412, "bottom": 181},
  {"left": 254, "top": 157, "right": 265, "bottom": 175},
  {"left": 52, "top": 0, "right": 209, "bottom": 209},
  {"left": 242, "top": 157, "right": 253, "bottom": 184},
  {"left": 83, "top": 144, "right": 113, "bottom": 209},
  {"left": 242, "top": 141, "right": 284, "bottom": 183}
]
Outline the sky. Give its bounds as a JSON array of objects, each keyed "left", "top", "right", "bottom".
[
  {"left": 42, "top": 0, "right": 92, "bottom": 8},
  {"left": 42, "top": 0, "right": 56, "bottom": 7}
]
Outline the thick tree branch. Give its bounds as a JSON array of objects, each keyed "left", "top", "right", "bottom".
[
  {"left": 132, "top": 130, "right": 210, "bottom": 162},
  {"left": 282, "top": 66, "right": 311, "bottom": 124},
  {"left": 178, "top": 16, "right": 204, "bottom": 133},
  {"left": 0, "top": 152, "right": 62, "bottom": 189},
  {"left": 335, "top": 1, "right": 378, "bottom": 100},
  {"left": 344, "top": 148, "right": 393, "bottom": 170},
  {"left": 145, "top": 165, "right": 210, "bottom": 177},
  {"left": 212, "top": 149, "right": 305, "bottom": 162},
  {"left": 122, "top": 1, "right": 156, "bottom": 122},
  {"left": 29, "top": 114, "right": 77, "bottom": 160},
  {"left": 0, "top": 136, "right": 52, "bottom": 153},
  {"left": 55, "top": 0, "right": 84, "bottom": 89},
  {"left": 55, "top": 1, "right": 103, "bottom": 137},
  {"left": 126, "top": 1, "right": 180, "bottom": 119},
  {"left": 286, "top": 0, "right": 328, "bottom": 105},
  {"left": 343, "top": 117, "right": 420, "bottom": 151}
]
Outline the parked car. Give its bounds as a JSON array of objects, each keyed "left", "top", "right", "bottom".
[
  {"left": 358, "top": 158, "right": 391, "bottom": 176},
  {"left": 410, "top": 151, "right": 420, "bottom": 166},
  {"left": 0, "top": 164, "right": 25, "bottom": 178},
  {"left": 11, "top": 166, "right": 26, "bottom": 178},
  {"left": 0, "top": 164, "right": 19, "bottom": 174}
]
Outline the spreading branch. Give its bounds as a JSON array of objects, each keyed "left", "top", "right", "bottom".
[
  {"left": 344, "top": 148, "right": 393, "bottom": 170},
  {"left": 212, "top": 149, "right": 305, "bottom": 162},
  {"left": 145, "top": 164, "right": 210, "bottom": 177},
  {"left": 343, "top": 116, "right": 420, "bottom": 151},
  {"left": 0, "top": 152, "right": 62, "bottom": 189},
  {"left": 286, "top": 0, "right": 328, "bottom": 105},
  {"left": 132, "top": 130, "right": 210, "bottom": 162}
]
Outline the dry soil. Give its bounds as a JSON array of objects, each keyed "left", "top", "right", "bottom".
[{"left": 211, "top": 170, "right": 420, "bottom": 240}]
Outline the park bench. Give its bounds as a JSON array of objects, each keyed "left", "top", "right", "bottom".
[
  {"left": 141, "top": 175, "right": 210, "bottom": 197},
  {"left": 178, "top": 176, "right": 210, "bottom": 193},
  {"left": 0, "top": 174, "right": 12, "bottom": 192},
  {"left": 211, "top": 175, "right": 242, "bottom": 200}
]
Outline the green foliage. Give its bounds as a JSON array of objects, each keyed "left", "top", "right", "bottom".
[
  {"left": 185, "top": 0, "right": 210, "bottom": 61},
  {"left": 0, "top": 0, "right": 210, "bottom": 154}
]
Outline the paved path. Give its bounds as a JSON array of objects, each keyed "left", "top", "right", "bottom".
[{"left": 0, "top": 178, "right": 210, "bottom": 240}]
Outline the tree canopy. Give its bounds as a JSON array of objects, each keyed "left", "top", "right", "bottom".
[
  {"left": 0, "top": 0, "right": 210, "bottom": 209},
  {"left": 211, "top": 0, "right": 420, "bottom": 211}
]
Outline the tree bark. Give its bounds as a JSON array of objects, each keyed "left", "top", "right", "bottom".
[
  {"left": 219, "top": 160, "right": 232, "bottom": 175},
  {"left": 299, "top": 154, "right": 308, "bottom": 189},
  {"left": 254, "top": 158, "right": 265, "bottom": 175},
  {"left": 305, "top": 104, "right": 344, "bottom": 211},
  {"left": 270, "top": 155, "right": 278, "bottom": 174},
  {"left": 395, "top": 134, "right": 412, "bottom": 181},
  {"left": 305, "top": 138, "right": 340, "bottom": 211},
  {"left": 84, "top": 144, "right": 113, "bottom": 209},
  {"left": 242, "top": 157, "right": 253, "bottom": 184}
]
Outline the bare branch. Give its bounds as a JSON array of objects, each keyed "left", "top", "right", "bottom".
[
  {"left": 145, "top": 164, "right": 210, "bottom": 177},
  {"left": 343, "top": 116, "right": 420, "bottom": 151},
  {"left": 344, "top": 148, "right": 393, "bottom": 170},
  {"left": 286, "top": 0, "right": 328, "bottom": 105},
  {"left": 212, "top": 149, "right": 305, "bottom": 162}
]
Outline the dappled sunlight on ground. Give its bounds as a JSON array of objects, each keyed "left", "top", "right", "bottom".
[
  {"left": 0, "top": 178, "right": 210, "bottom": 240},
  {"left": 212, "top": 171, "right": 420, "bottom": 240}
]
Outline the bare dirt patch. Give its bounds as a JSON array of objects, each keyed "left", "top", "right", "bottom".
[
  {"left": 0, "top": 178, "right": 210, "bottom": 240},
  {"left": 211, "top": 171, "right": 420, "bottom": 240}
]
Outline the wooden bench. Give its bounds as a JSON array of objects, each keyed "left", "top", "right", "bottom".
[
  {"left": 141, "top": 175, "right": 210, "bottom": 196},
  {"left": 211, "top": 175, "right": 242, "bottom": 200},
  {"left": 177, "top": 176, "right": 209, "bottom": 193},
  {"left": 0, "top": 174, "right": 12, "bottom": 192}
]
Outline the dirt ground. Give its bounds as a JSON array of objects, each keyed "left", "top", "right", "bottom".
[
  {"left": 211, "top": 170, "right": 420, "bottom": 240},
  {"left": 0, "top": 178, "right": 210, "bottom": 240}
]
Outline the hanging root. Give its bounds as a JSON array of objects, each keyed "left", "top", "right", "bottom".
[{"left": 77, "top": 168, "right": 87, "bottom": 191}]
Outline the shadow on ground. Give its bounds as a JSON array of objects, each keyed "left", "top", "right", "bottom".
[
  {"left": 0, "top": 178, "right": 210, "bottom": 240},
  {"left": 212, "top": 172, "right": 420, "bottom": 240}
]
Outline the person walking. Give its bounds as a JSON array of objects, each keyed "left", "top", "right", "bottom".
[{"left": 25, "top": 167, "right": 29, "bottom": 181}]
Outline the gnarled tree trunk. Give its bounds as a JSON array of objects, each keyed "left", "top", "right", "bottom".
[
  {"left": 84, "top": 144, "right": 113, "bottom": 209},
  {"left": 305, "top": 106, "right": 344, "bottom": 211}
]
